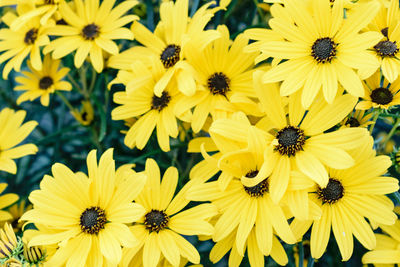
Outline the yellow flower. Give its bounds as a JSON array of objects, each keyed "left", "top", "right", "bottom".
[
  {"left": 0, "top": 9, "right": 50, "bottom": 79},
  {"left": 71, "top": 100, "right": 94, "bottom": 126},
  {"left": 361, "top": 0, "right": 400, "bottom": 82},
  {"left": 108, "top": 0, "right": 222, "bottom": 96},
  {"left": 290, "top": 137, "right": 399, "bottom": 261},
  {"left": 120, "top": 159, "right": 217, "bottom": 267},
  {"left": 44, "top": 0, "right": 138, "bottom": 72},
  {"left": 14, "top": 54, "right": 71, "bottom": 106},
  {"left": 20, "top": 149, "right": 147, "bottom": 266},
  {"left": 0, "top": 108, "right": 38, "bottom": 174},
  {"left": 254, "top": 0, "right": 382, "bottom": 107},
  {"left": 111, "top": 59, "right": 192, "bottom": 152},
  {"left": 180, "top": 25, "right": 260, "bottom": 133},
  {"left": 340, "top": 110, "right": 374, "bottom": 128},
  {"left": 356, "top": 70, "right": 400, "bottom": 110},
  {"left": 210, "top": 71, "right": 370, "bottom": 203}
]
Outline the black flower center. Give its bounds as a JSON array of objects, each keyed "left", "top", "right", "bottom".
[
  {"left": 275, "top": 126, "right": 305, "bottom": 157},
  {"left": 39, "top": 76, "right": 53, "bottom": 89},
  {"left": 80, "top": 206, "right": 107, "bottom": 234},
  {"left": 311, "top": 37, "right": 337, "bottom": 63},
  {"left": 374, "top": 40, "right": 399, "bottom": 57},
  {"left": 24, "top": 28, "right": 38, "bottom": 45},
  {"left": 243, "top": 170, "right": 269, "bottom": 197},
  {"left": 370, "top": 87, "right": 393, "bottom": 105},
  {"left": 151, "top": 91, "right": 171, "bottom": 111},
  {"left": 82, "top": 24, "right": 100, "bottom": 40},
  {"left": 160, "top": 44, "right": 181, "bottom": 68},
  {"left": 144, "top": 210, "right": 169, "bottom": 233},
  {"left": 381, "top": 27, "right": 389, "bottom": 38},
  {"left": 317, "top": 178, "right": 344, "bottom": 204},
  {"left": 207, "top": 72, "right": 230, "bottom": 96},
  {"left": 346, "top": 117, "right": 360, "bottom": 127}
]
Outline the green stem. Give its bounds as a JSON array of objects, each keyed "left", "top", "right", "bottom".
[
  {"left": 79, "top": 64, "right": 89, "bottom": 98},
  {"left": 88, "top": 66, "right": 97, "bottom": 95},
  {"left": 369, "top": 109, "right": 380, "bottom": 134},
  {"left": 252, "top": 0, "right": 264, "bottom": 20},
  {"left": 55, "top": 91, "right": 74, "bottom": 112},
  {"left": 66, "top": 73, "right": 84, "bottom": 95},
  {"left": 307, "top": 258, "right": 315, "bottom": 267},
  {"left": 298, "top": 241, "right": 304, "bottom": 267}
]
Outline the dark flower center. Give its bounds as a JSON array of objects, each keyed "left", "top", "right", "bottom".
[
  {"left": 24, "top": 28, "right": 38, "bottom": 45},
  {"left": 160, "top": 44, "right": 181, "bottom": 68},
  {"left": 81, "top": 24, "right": 100, "bottom": 40},
  {"left": 144, "top": 210, "right": 169, "bottom": 233},
  {"left": 39, "top": 76, "right": 53, "bottom": 89},
  {"left": 346, "top": 117, "right": 360, "bottom": 127},
  {"left": 243, "top": 170, "right": 269, "bottom": 197},
  {"left": 207, "top": 72, "right": 230, "bottom": 96},
  {"left": 275, "top": 126, "right": 305, "bottom": 157},
  {"left": 80, "top": 206, "right": 107, "bottom": 234},
  {"left": 370, "top": 87, "right": 393, "bottom": 105},
  {"left": 151, "top": 91, "right": 171, "bottom": 111},
  {"left": 381, "top": 27, "right": 389, "bottom": 38},
  {"left": 317, "top": 178, "right": 344, "bottom": 204},
  {"left": 56, "top": 19, "right": 67, "bottom": 25},
  {"left": 44, "top": 0, "right": 55, "bottom": 4},
  {"left": 374, "top": 40, "right": 399, "bottom": 57},
  {"left": 311, "top": 37, "right": 337, "bottom": 63}
]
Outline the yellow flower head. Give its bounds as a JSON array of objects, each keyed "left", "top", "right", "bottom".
[
  {"left": 20, "top": 149, "right": 147, "bottom": 266},
  {"left": 0, "top": 223, "right": 19, "bottom": 259},
  {"left": 340, "top": 110, "right": 374, "bottom": 128},
  {"left": 108, "top": 0, "right": 223, "bottom": 96},
  {"left": 71, "top": 100, "right": 94, "bottom": 126},
  {"left": 182, "top": 25, "right": 261, "bottom": 133},
  {"left": 0, "top": 108, "right": 38, "bottom": 174},
  {"left": 290, "top": 137, "right": 399, "bottom": 261},
  {"left": 3, "top": 199, "right": 32, "bottom": 233},
  {"left": 250, "top": 0, "right": 383, "bottom": 108},
  {"left": 111, "top": 59, "right": 192, "bottom": 152},
  {"left": 44, "top": 0, "right": 139, "bottom": 72},
  {"left": 120, "top": 158, "right": 217, "bottom": 267},
  {"left": 356, "top": 70, "right": 400, "bottom": 110},
  {"left": 0, "top": 9, "right": 50, "bottom": 79},
  {"left": 14, "top": 54, "right": 72, "bottom": 106}
]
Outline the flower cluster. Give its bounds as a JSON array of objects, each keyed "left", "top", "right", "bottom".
[{"left": 0, "top": 0, "right": 399, "bottom": 266}]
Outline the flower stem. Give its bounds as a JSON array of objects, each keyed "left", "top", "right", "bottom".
[
  {"left": 369, "top": 109, "right": 381, "bottom": 134},
  {"left": 298, "top": 241, "right": 304, "bottom": 267},
  {"left": 381, "top": 117, "right": 400, "bottom": 149},
  {"left": 55, "top": 91, "right": 74, "bottom": 112},
  {"left": 307, "top": 257, "right": 315, "bottom": 267}
]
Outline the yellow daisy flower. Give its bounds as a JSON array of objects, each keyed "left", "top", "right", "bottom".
[
  {"left": 14, "top": 54, "right": 71, "bottom": 106},
  {"left": 340, "top": 110, "right": 374, "bottom": 128},
  {"left": 180, "top": 25, "right": 260, "bottom": 133},
  {"left": 0, "top": 108, "right": 38, "bottom": 174},
  {"left": 0, "top": 184, "right": 18, "bottom": 225},
  {"left": 71, "top": 100, "right": 94, "bottom": 126},
  {"left": 356, "top": 70, "right": 400, "bottom": 110},
  {"left": 111, "top": 59, "right": 191, "bottom": 152},
  {"left": 43, "top": 0, "right": 138, "bottom": 72},
  {"left": 258, "top": 0, "right": 382, "bottom": 107},
  {"left": 362, "top": 219, "right": 400, "bottom": 265},
  {"left": 361, "top": 0, "right": 400, "bottom": 82},
  {"left": 109, "top": 0, "right": 221, "bottom": 96},
  {"left": 209, "top": 226, "right": 289, "bottom": 266},
  {"left": 121, "top": 158, "right": 217, "bottom": 267},
  {"left": 290, "top": 137, "right": 399, "bottom": 261},
  {"left": 0, "top": 9, "right": 50, "bottom": 79},
  {"left": 20, "top": 149, "right": 147, "bottom": 266},
  {"left": 188, "top": 155, "right": 297, "bottom": 260},
  {"left": 210, "top": 71, "right": 370, "bottom": 203}
]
